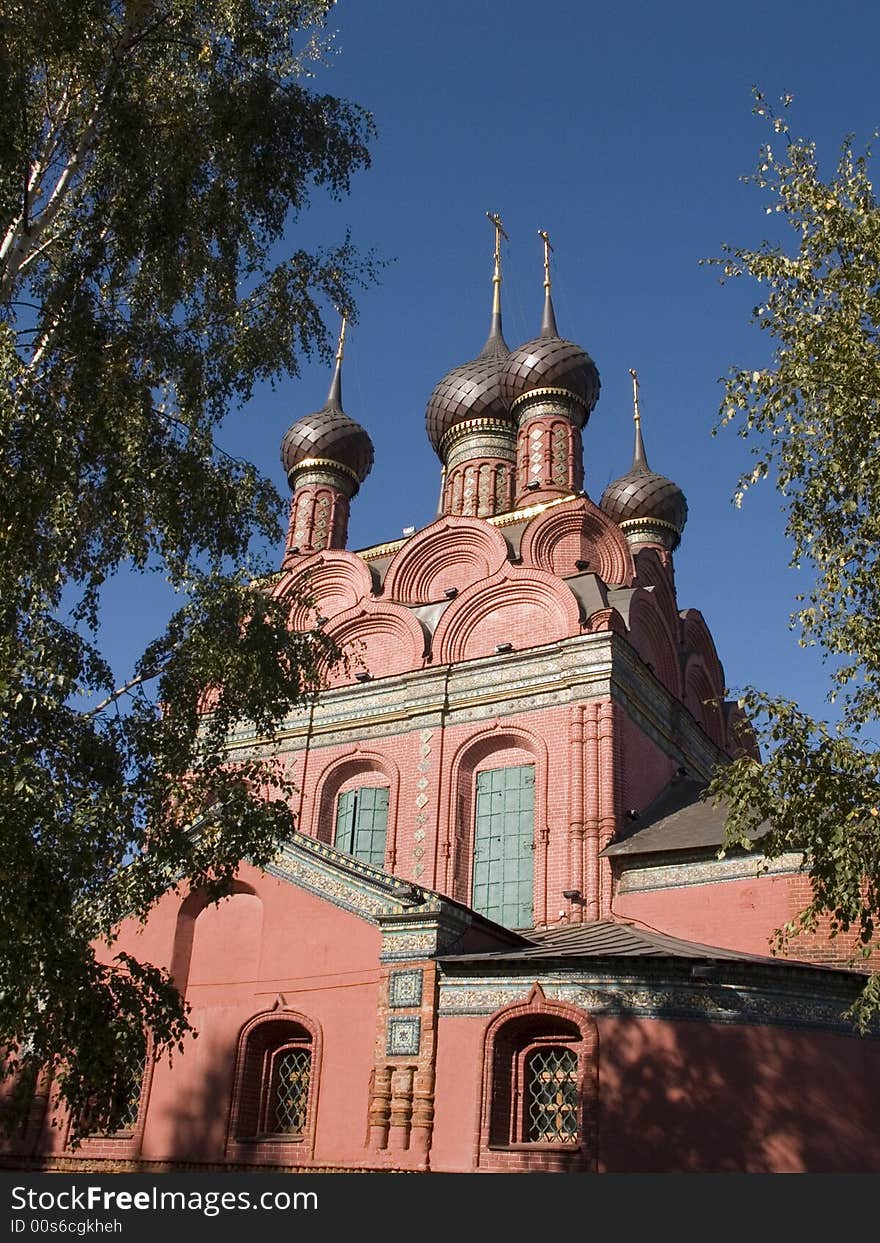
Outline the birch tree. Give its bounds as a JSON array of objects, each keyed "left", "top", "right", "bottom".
[
  {"left": 0, "top": 0, "right": 373, "bottom": 1136},
  {"left": 708, "top": 93, "right": 880, "bottom": 1023}
]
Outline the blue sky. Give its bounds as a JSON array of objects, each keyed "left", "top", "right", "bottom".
[{"left": 105, "top": 0, "right": 880, "bottom": 730}]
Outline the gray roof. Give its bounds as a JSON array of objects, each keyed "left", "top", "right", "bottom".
[
  {"left": 440, "top": 918, "right": 770, "bottom": 965},
  {"left": 436, "top": 918, "right": 855, "bottom": 977},
  {"left": 602, "top": 775, "right": 768, "bottom": 857}
]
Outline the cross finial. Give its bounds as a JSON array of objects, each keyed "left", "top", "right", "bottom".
[
  {"left": 629, "top": 367, "right": 641, "bottom": 428},
  {"left": 538, "top": 229, "right": 553, "bottom": 291},
  {"left": 326, "top": 311, "right": 347, "bottom": 409},
  {"left": 487, "top": 212, "right": 508, "bottom": 314}
]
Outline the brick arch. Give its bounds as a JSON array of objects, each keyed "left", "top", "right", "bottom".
[
  {"left": 382, "top": 516, "right": 509, "bottom": 604},
  {"left": 321, "top": 599, "right": 427, "bottom": 685},
  {"left": 431, "top": 565, "right": 582, "bottom": 664},
  {"left": 272, "top": 550, "right": 374, "bottom": 629},
  {"left": 477, "top": 983, "right": 598, "bottom": 1172},
  {"left": 520, "top": 497, "right": 634, "bottom": 587},
  {"left": 311, "top": 751, "right": 401, "bottom": 864},
  {"left": 226, "top": 1008, "right": 323, "bottom": 1163},
  {"left": 627, "top": 590, "right": 681, "bottom": 697}
]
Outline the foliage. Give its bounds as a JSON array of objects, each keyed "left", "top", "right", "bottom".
[
  {"left": 0, "top": 0, "right": 374, "bottom": 1136},
  {"left": 706, "top": 91, "right": 880, "bottom": 1024}
]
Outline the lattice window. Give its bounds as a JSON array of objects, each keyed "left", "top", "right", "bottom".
[
  {"left": 525, "top": 1046, "right": 579, "bottom": 1143},
  {"left": 81, "top": 1048, "right": 147, "bottom": 1136},
  {"left": 335, "top": 786, "right": 389, "bottom": 867},
  {"left": 266, "top": 1045, "right": 311, "bottom": 1136}
]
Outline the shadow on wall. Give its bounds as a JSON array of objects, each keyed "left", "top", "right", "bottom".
[
  {"left": 157, "top": 1043, "right": 235, "bottom": 1166},
  {"left": 598, "top": 1013, "right": 880, "bottom": 1173}
]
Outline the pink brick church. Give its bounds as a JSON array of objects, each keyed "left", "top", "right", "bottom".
[{"left": 13, "top": 227, "right": 880, "bottom": 1173}]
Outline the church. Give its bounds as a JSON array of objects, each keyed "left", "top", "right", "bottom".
[{"left": 9, "top": 223, "right": 880, "bottom": 1173}]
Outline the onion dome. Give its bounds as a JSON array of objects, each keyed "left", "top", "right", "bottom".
[
  {"left": 280, "top": 320, "right": 374, "bottom": 488},
  {"left": 499, "top": 245, "right": 600, "bottom": 419},
  {"left": 600, "top": 370, "right": 688, "bottom": 549},
  {"left": 425, "top": 214, "right": 514, "bottom": 454}
]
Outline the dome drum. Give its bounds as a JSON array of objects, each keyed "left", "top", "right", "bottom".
[
  {"left": 515, "top": 408, "right": 585, "bottom": 506},
  {"left": 288, "top": 458, "right": 361, "bottom": 498},
  {"left": 441, "top": 418, "right": 518, "bottom": 473}
]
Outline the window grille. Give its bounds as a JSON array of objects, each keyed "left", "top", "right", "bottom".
[
  {"left": 525, "top": 1046, "right": 579, "bottom": 1143},
  {"left": 267, "top": 1047, "right": 311, "bottom": 1136}
]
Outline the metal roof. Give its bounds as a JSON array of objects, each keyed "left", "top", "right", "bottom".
[{"left": 602, "top": 775, "right": 768, "bottom": 857}]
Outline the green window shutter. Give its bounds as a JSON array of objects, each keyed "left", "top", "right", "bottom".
[
  {"left": 335, "top": 786, "right": 388, "bottom": 868},
  {"left": 334, "top": 789, "right": 357, "bottom": 853},
  {"left": 353, "top": 786, "right": 388, "bottom": 868},
  {"left": 472, "top": 764, "right": 534, "bottom": 929}
]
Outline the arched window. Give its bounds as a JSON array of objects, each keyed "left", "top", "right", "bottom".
[
  {"left": 230, "top": 1015, "right": 320, "bottom": 1152},
  {"left": 472, "top": 764, "right": 534, "bottom": 928},
  {"left": 334, "top": 786, "right": 389, "bottom": 867},
  {"left": 478, "top": 988, "right": 598, "bottom": 1172},
  {"left": 79, "top": 1036, "right": 148, "bottom": 1137}
]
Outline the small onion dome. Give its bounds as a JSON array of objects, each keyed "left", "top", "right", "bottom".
[
  {"left": 499, "top": 289, "right": 600, "bottom": 418},
  {"left": 600, "top": 419, "right": 688, "bottom": 547},
  {"left": 425, "top": 314, "right": 512, "bottom": 454},
  {"left": 280, "top": 352, "right": 374, "bottom": 487}
]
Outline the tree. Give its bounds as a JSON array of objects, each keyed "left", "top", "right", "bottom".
[
  {"left": 706, "top": 91, "right": 880, "bottom": 1023},
  {"left": 0, "top": 0, "right": 374, "bottom": 1138}
]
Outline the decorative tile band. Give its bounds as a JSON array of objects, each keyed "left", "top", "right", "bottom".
[
  {"left": 616, "top": 851, "right": 805, "bottom": 893},
  {"left": 436, "top": 972, "right": 873, "bottom": 1037}
]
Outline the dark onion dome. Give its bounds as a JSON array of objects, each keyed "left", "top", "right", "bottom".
[
  {"left": 499, "top": 284, "right": 600, "bottom": 418},
  {"left": 280, "top": 346, "right": 374, "bottom": 486},
  {"left": 424, "top": 320, "right": 511, "bottom": 452},
  {"left": 600, "top": 411, "right": 688, "bottom": 545},
  {"left": 425, "top": 216, "right": 515, "bottom": 455}
]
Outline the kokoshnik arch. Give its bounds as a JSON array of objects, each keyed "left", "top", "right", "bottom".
[{"left": 7, "top": 219, "right": 880, "bottom": 1174}]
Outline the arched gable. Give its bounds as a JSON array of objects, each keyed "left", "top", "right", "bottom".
[
  {"left": 626, "top": 589, "right": 681, "bottom": 697},
  {"left": 632, "top": 546, "right": 680, "bottom": 635},
  {"left": 431, "top": 565, "right": 582, "bottom": 664},
  {"left": 322, "top": 599, "right": 427, "bottom": 685},
  {"left": 273, "top": 550, "right": 375, "bottom": 629},
  {"left": 520, "top": 497, "right": 634, "bottom": 588},
  {"left": 382, "top": 515, "right": 509, "bottom": 604},
  {"left": 680, "top": 609, "right": 725, "bottom": 696},
  {"left": 683, "top": 655, "right": 726, "bottom": 749}
]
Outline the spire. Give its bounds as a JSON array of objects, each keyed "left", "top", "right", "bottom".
[
  {"left": 629, "top": 367, "right": 649, "bottom": 470},
  {"left": 538, "top": 228, "right": 559, "bottom": 337},
  {"left": 483, "top": 212, "right": 509, "bottom": 354},
  {"left": 326, "top": 312, "right": 347, "bottom": 411}
]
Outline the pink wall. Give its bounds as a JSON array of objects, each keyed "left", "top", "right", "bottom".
[{"left": 431, "top": 1009, "right": 880, "bottom": 1173}]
